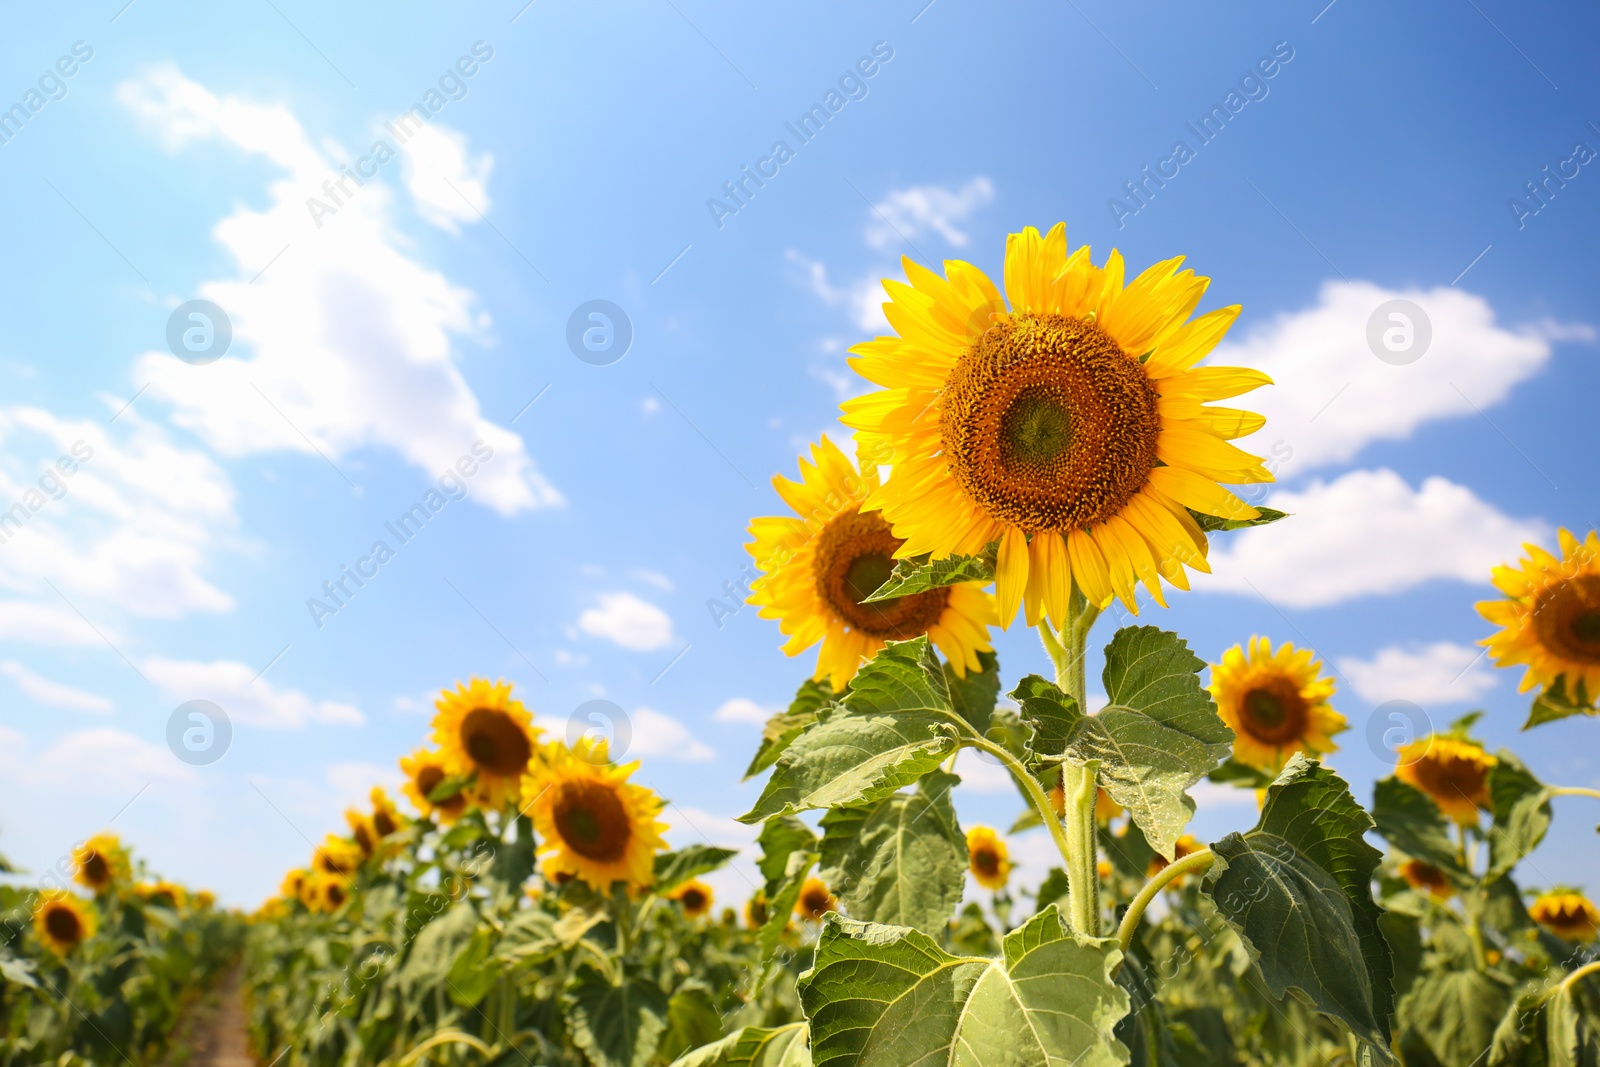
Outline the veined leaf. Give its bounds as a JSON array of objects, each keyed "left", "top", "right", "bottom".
[
  {"left": 1204, "top": 755, "right": 1394, "bottom": 1049},
  {"left": 1010, "top": 675, "right": 1081, "bottom": 760},
  {"left": 1372, "top": 777, "right": 1472, "bottom": 888},
  {"left": 1405, "top": 970, "right": 1511, "bottom": 1067},
  {"left": 445, "top": 927, "right": 496, "bottom": 1007},
  {"left": 1186, "top": 506, "right": 1287, "bottom": 532},
  {"left": 1525, "top": 674, "right": 1597, "bottom": 730},
  {"left": 1546, "top": 980, "right": 1600, "bottom": 1067},
  {"left": 859, "top": 545, "right": 997, "bottom": 603},
  {"left": 946, "top": 651, "right": 1000, "bottom": 734},
  {"left": 566, "top": 968, "right": 670, "bottom": 1067},
  {"left": 740, "top": 639, "right": 968, "bottom": 824},
  {"left": 798, "top": 907, "right": 1129, "bottom": 1067},
  {"left": 1487, "top": 753, "right": 1552, "bottom": 880},
  {"left": 662, "top": 988, "right": 727, "bottom": 1066},
  {"left": 818, "top": 770, "right": 965, "bottom": 935},
  {"left": 669, "top": 1023, "right": 810, "bottom": 1067},
  {"left": 745, "top": 679, "right": 837, "bottom": 780},
  {"left": 757, "top": 816, "right": 818, "bottom": 963},
  {"left": 656, "top": 845, "right": 739, "bottom": 893}
]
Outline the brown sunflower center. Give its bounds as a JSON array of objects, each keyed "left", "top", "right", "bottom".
[
  {"left": 373, "top": 810, "right": 397, "bottom": 837},
  {"left": 812, "top": 507, "right": 950, "bottom": 638},
  {"left": 971, "top": 846, "right": 1001, "bottom": 877},
  {"left": 1534, "top": 574, "right": 1600, "bottom": 665},
  {"left": 799, "top": 885, "right": 832, "bottom": 918},
  {"left": 1413, "top": 752, "right": 1490, "bottom": 808},
  {"left": 81, "top": 852, "right": 109, "bottom": 886},
  {"left": 552, "top": 780, "right": 632, "bottom": 862},
  {"left": 461, "top": 707, "right": 532, "bottom": 776},
  {"left": 416, "top": 766, "right": 465, "bottom": 812},
  {"left": 45, "top": 905, "right": 82, "bottom": 944},
  {"left": 941, "top": 313, "right": 1161, "bottom": 534},
  {"left": 681, "top": 888, "right": 708, "bottom": 911},
  {"left": 1238, "top": 681, "right": 1311, "bottom": 746},
  {"left": 326, "top": 883, "right": 347, "bottom": 907}
]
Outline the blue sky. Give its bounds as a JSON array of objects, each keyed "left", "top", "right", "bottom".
[{"left": 1, "top": 0, "right": 1597, "bottom": 907}]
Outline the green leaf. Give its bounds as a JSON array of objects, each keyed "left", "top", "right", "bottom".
[
  {"left": 1488, "top": 990, "right": 1547, "bottom": 1067},
  {"left": 746, "top": 679, "right": 837, "bottom": 780},
  {"left": 739, "top": 638, "right": 966, "bottom": 824},
  {"left": 1204, "top": 755, "right": 1394, "bottom": 1049},
  {"left": 1487, "top": 753, "right": 1552, "bottom": 881},
  {"left": 757, "top": 816, "right": 818, "bottom": 963},
  {"left": 566, "top": 968, "right": 671, "bottom": 1067},
  {"left": 661, "top": 987, "right": 728, "bottom": 1065},
  {"left": 1010, "top": 675, "right": 1081, "bottom": 760},
  {"left": 1546, "top": 980, "right": 1600, "bottom": 1067},
  {"left": 445, "top": 927, "right": 497, "bottom": 1007},
  {"left": 400, "top": 900, "right": 479, "bottom": 988},
  {"left": 1208, "top": 757, "right": 1273, "bottom": 789},
  {"left": 1525, "top": 674, "right": 1597, "bottom": 730},
  {"left": 798, "top": 906, "right": 1129, "bottom": 1067},
  {"left": 946, "top": 651, "right": 1000, "bottom": 734},
  {"left": 1372, "top": 777, "right": 1472, "bottom": 887},
  {"left": 1044, "top": 627, "right": 1233, "bottom": 860},
  {"left": 656, "top": 845, "right": 739, "bottom": 893},
  {"left": 427, "top": 771, "right": 473, "bottom": 803},
  {"left": 491, "top": 813, "right": 537, "bottom": 891},
  {"left": 1186, "top": 506, "right": 1288, "bottom": 532},
  {"left": 859, "top": 545, "right": 997, "bottom": 603},
  {"left": 668, "top": 1023, "right": 811, "bottom": 1067},
  {"left": 818, "top": 770, "right": 965, "bottom": 935},
  {"left": 1405, "top": 970, "right": 1512, "bottom": 1067}
]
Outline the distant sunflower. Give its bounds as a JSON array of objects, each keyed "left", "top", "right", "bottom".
[
  {"left": 369, "top": 787, "right": 404, "bottom": 839},
  {"left": 841, "top": 224, "right": 1273, "bottom": 626},
  {"left": 400, "top": 747, "right": 470, "bottom": 824},
  {"left": 670, "top": 879, "right": 715, "bottom": 919},
  {"left": 1478, "top": 529, "right": 1600, "bottom": 704},
  {"left": 309, "top": 873, "right": 351, "bottom": 913},
  {"left": 135, "top": 880, "right": 186, "bottom": 910},
  {"left": 1396, "top": 736, "right": 1496, "bottom": 825},
  {"left": 1210, "top": 637, "right": 1345, "bottom": 773},
  {"left": 1399, "top": 860, "right": 1455, "bottom": 902},
  {"left": 966, "top": 826, "right": 1012, "bottom": 890},
  {"left": 193, "top": 890, "right": 216, "bottom": 910},
  {"left": 72, "top": 832, "right": 130, "bottom": 894},
  {"left": 33, "top": 890, "right": 96, "bottom": 956},
  {"left": 311, "top": 835, "right": 363, "bottom": 880},
  {"left": 345, "top": 808, "right": 378, "bottom": 857},
  {"left": 744, "top": 892, "right": 770, "bottom": 929},
  {"left": 795, "top": 877, "right": 836, "bottom": 921},
  {"left": 1047, "top": 777, "right": 1122, "bottom": 824},
  {"left": 1147, "top": 835, "right": 1204, "bottom": 887},
  {"left": 746, "top": 435, "right": 997, "bottom": 691},
  {"left": 280, "top": 868, "right": 310, "bottom": 902},
  {"left": 434, "top": 678, "right": 541, "bottom": 810},
  {"left": 1530, "top": 889, "right": 1599, "bottom": 942},
  {"left": 523, "top": 738, "right": 668, "bottom": 894}
]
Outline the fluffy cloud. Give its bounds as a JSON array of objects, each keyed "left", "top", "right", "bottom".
[
  {"left": 1203, "top": 468, "right": 1548, "bottom": 608},
  {"left": 713, "top": 697, "right": 772, "bottom": 725},
  {"left": 626, "top": 706, "right": 715, "bottom": 762},
  {"left": 786, "top": 250, "right": 888, "bottom": 334},
  {"left": 865, "top": 177, "right": 994, "bottom": 251},
  {"left": 117, "top": 64, "right": 559, "bottom": 516},
  {"left": 401, "top": 123, "right": 493, "bottom": 233},
  {"left": 1338, "top": 641, "right": 1497, "bottom": 705},
  {"left": 0, "top": 725, "right": 197, "bottom": 792},
  {"left": 578, "top": 592, "right": 675, "bottom": 651},
  {"left": 1220, "top": 280, "right": 1585, "bottom": 475},
  {"left": 0, "top": 661, "right": 112, "bottom": 713},
  {"left": 144, "top": 657, "right": 364, "bottom": 728}
]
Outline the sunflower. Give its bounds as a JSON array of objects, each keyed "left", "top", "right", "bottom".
[
  {"left": 795, "top": 877, "right": 837, "bottom": 921},
  {"left": 400, "top": 747, "right": 471, "bottom": 824},
  {"left": 434, "top": 678, "right": 541, "bottom": 810},
  {"left": 1147, "top": 835, "right": 1204, "bottom": 887},
  {"left": 280, "top": 868, "right": 310, "bottom": 901},
  {"left": 1048, "top": 777, "right": 1122, "bottom": 824},
  {"left": 345, "top": 808, "right": 378, "bottom": 857},
  {"left": 670, "top": 879, "right": 715, "bottom": 919},
  {"left": 370, "top": 787, "right": 404, "bottom": 839},
  {"left": 523, "top": 738, "right": 668, "bottom": 893},
  {"left": 311, "top": 834, "right": 363, "bottom": 880},
  {"left": 1478, "top": 529, "right": 1600, "bottom": 704},
  {"left": 745, "top": 892, "right": 770, "bottom": 929},
  {"left": 841, "top": 225, "right": 1272, "bottom": 627},
  {"left": 1399, "top": 860, "right": 1455, "bottom": 902},
  {"left": 308, "top": 873, "right": 351, "bottom": 913},
  {"left": 1396, "top": 736, "right": 1497, "bottom": 825},
  {"left": 746, "top": 435, "right": 998, "bottom": 691},
  {"left": 135, "top": 880, "right": 187, "bottom": 910},
  {"left": 193, "top": 890, "right": 216, "bottom": 909},
  {"left": 966, "top": 826, "right": 1013, "bottom": 890},
  {"left": 1210, "top": 637, "right": 1345, "bottom": 774},
  {"left": 72, "top": 832, "right": 130, "bottom": 894},
  {"left": 1530, "top": 890, "right": 1599, "bottom": 942},
  {"left": 33, "top": 890, "right": 96, "bottom": 956}
]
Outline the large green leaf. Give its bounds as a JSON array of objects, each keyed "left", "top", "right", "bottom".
[
  {"left": 1487, "top": 753, "right": 1552, "bottom": 880},
  {"left": 1372, "top": 777, "right": 1472, "bottom": 888},
  {"left": 818, "top": 770, "right": 965, "bottom": 935},
  {"left": 859, "top": 545, "right": 997, "bottom": 603},
  {"left": 946, "top": 651, "right": 1000, "bottom": 734},
  {"left": 756, "top": 816, "right": 818, "bottom": 962},
  {"left": 656, "top": 846, "right": 739, "bottom": 893},
  {"left": 670, "top": 1023, "right": 811, "bottom": 1067},
  {"left": 1010, "top": 675, "right": 1080, "bottom": 760},
  {"left": 1204, "top": 755, "right": 1394, "bottom": 1048},
  {"left": 566, "top": 968, "right": 671, "bottom": 1067},
  {"left": 798, "top": 906, "right": 1129, "bottom": 1067},
  {"left": 1405, "top": 970, "right": 1511, "bottom": 1067},
  {"left": 746, "top": 679, "right": 837, "bottom": 780},
  {"left": 740, "top": 639, "right": 967, "bottom": 824},
  {"left": 1547, "top": 980, "right": 1600, "bottom": 1067},
  {"left": 662, "top": 988, "right": 728, "bottom": 1065}
]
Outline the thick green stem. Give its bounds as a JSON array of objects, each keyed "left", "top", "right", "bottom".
[
  {"left": 969, "top": 735, "right": 1075, "bottom": 876},
  {"left": 1551, "top": 786, "right": 1600, "bottom": 801},
  {"left": 1060, "top": 760, "right": 1101, "bottom": 936},
  {"left": 1563, "top": 960, "right": 1600, "bottom": 991},
  {"left": 1116, "top": 848, "right": 1216, "bottom": 953}
]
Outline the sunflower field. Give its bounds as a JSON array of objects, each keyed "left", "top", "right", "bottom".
[{"left": 216, "top": 227, "right": 1600, "bottom": 1067}]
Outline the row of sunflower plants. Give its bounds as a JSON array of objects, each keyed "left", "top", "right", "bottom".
[
  {"left": 668, "top": 225, "right": 1600, "bottom": 1067},
  {"left": 243, "top": 680, "right": 805, "bottom": 1067},
  {"left": 0, "top": 833, "right": 241, "bottom": 1065}
]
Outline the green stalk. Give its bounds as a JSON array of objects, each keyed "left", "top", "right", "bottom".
[
  {"left": 1056, "top": 585, "right": 1104, "bottom": 937},
  {"left": 968, "top": 734, "right": 1075, "bottom": 875},
  {"left": 1551, "top": 786, "right": 1600, "bottom": 801},
  {"left": 1116, "top": 847, "right": 1216, "bottom": 954}
]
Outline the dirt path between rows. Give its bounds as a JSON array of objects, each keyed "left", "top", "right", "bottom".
[{"left": 170, "top": 964, "right": 256, "bottom": 1067}]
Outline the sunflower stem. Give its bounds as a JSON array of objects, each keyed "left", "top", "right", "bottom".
[
  {"left": 967, "top": 735, "right": 1076, "bottom": 883},
  {"left": 1116, "top": 847, "right": 1216, "bottom": 955},
  {"left": 1059, "top": 584, "right": 1104, "bottom": 937},
  {"left": 1551, "top": 786, "right": 1600, "bottom": 801}
]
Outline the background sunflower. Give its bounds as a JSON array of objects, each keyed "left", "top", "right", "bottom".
[
  {"left": 72, "top": 832, "right": 130, "bottom": 894},
  {"left": 433, "top": 678, "right": 542, "bottom": 810},
  {"left": 400, "top": 747, "right": 470, "bottom": 824},
  {"left": 523, "top": 738, "right": 667, "bottom": 893},
  {"left": 965, "top": 826, "right": 1012, "bottom": 890},
  {"left": 1479, "top": 528, "right": 1600, "bottom": 707},
  {"left": 1396, "top": 734, "right": 1497, "bottom": 825},
  {"left": 33, "top": 890, "right": 96, "bottom": 956},
  {"left": 1209, "top": 636, "right": 1345, "bottom": 774}
]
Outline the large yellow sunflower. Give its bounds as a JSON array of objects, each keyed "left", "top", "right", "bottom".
[
  {"left": 400, "top": 747, "right": 470, "bottom": 824},
  {"left": 841, "top": 224, "right": 1273, "bottom": 626},
  {"left": 522, "top": 738, "right": 668, "bottom": 893},
  {"left": 746, "top": 435, "right": 997, "bottom": 690},
  {"left": 1210, "top": 637, "right": 1345, "bottom": 773},
  {"left": 33, "top": 890, "right": 96, "bottom": 956},
  {"left": 1396, "top": 736, "right": 1496, "bottom": 825},
  {"left": 966, "top": 826, "right": 1012, "bottom": 890},
  {"left": 434, "top": 678, "right": 541, "bottom": 810},
  {"left": 72, "top": 832, "right": 131, "bottom": 894},
  {"left": 1530, "top": 889, "right": 1599, "bottom": 942},
  {"left": 1478, "top": 529, "right": 1600, "bottom": 704}
]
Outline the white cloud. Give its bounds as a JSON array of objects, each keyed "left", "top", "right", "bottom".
[
  {"left": 951, "top": 748, "right": 1017, "bottom": 794},
  {"left": 1203, "top": 468, "right": 1548, "bottom": 608},
  {"left": 1219, "top": 280, "right": 1585, "bottom": 475},
  {"left": 1339, "top": 642, "right": 1497, "bottom": 705},
  {"left": 0, "top": 601, "right": 111, "bottom": 647},
  {"left": 627, "top": 706, "right": 715, "bottom": 762},
  {"left": 0, "top": 726, "right": 198, "bottom": 790},
  {"left": 118, "top": 64, "right": 560, "bottom": 516},
  {"left": 578, "top": 592, "right": 675, "bottom": 651},
  {"left": 400, "top": 123, "right": 493, "bottom": 233},
  {"left": 144, "top": 657, "right": 365, "bottom": 728},
  {"left": 786, "top": 250, "right": 888, "bottom": 333},
  {"left": 0, "top": 661, "right": 112, "bottom": 713},
  {"left": 324, "top": 760, "right": 404, "bottom": 803},
  {"left": 630, "top": 569, "right": 675, "bottom": 592},
  {"left": 714, "top": 697, "right": 772, "bottom": 725},
  {"left": 865, "top": 177, "right": 994, "bottom": 251}
]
